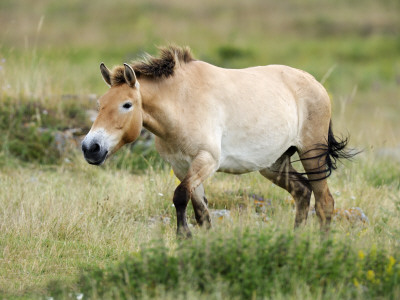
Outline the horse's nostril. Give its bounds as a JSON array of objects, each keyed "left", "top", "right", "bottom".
[
  {"left": 82, "top": 143, "right": 88, "bottom": 154},
  {"left": 89, "top": 143, "right": 100, "bottom": 153}
]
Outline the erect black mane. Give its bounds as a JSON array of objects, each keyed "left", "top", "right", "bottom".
[{"left": 110, "top": 45, "right": 194, "bottom": 85}]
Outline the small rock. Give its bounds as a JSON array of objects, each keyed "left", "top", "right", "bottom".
[
  {"left": 76, "top": 293, "right": 84, "bottom": 300},
  {"left": 334, "top": 207, "right": 369, "bottom": 224},
  {"left": 53, "top": 128, "right": 83, "bottom": 154},
  {"left": 210, "top": 209, "right": 231, "bottom": 222}
]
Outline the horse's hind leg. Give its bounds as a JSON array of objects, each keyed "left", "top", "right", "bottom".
[
  {"left": 299, "top": 149, "right": 335, "bottom": 229},
  {"left": 260, "top": 151, "right": 312, "bottom": 227}
]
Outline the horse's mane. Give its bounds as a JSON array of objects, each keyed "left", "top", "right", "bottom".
[{"left": 110, "top": 45, "right": 194, "bottom": 85}]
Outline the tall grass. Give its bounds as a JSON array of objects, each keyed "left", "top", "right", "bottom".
[
  {"left": 0, "top": 0, "right": 399, "bottom": 298},
  {"left": 55, "top": 228, "right": 400, "bottom": 299},
  {"left": 0, "top": 155, "right": 399, "bottom": 297}
]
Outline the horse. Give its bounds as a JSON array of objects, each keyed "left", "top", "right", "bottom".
[{"left": 81, "top": 46, "right": 355, "bottom": 237}]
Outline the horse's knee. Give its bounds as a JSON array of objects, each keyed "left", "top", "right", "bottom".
[
  {"left": 293, "top": 181, "right": 312, "bottom": 207},
  {"left": 173, "top": 184, "right": 190, "bottom": 209},
  {"left": 314, "top": 187, "right": 334, "bottom": 227}
]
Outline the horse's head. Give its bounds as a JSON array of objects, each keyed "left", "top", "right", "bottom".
[{"left": 82, "top": 63, "right": 142, "bottom": 165}]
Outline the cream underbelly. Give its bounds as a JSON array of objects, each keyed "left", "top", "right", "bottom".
[
  {"left": 217, "top": 122, "right": 297, "bottom": 174},
  {"left": 217, "top": 143, "right": 292, "bottom": 174}
]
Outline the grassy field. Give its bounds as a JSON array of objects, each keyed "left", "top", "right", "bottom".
[{"left": 1, "top": 0, "right": 400, "bottom": 299}]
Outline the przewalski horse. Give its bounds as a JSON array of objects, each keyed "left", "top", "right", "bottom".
[{"left": 82, "top": 46, "right": 355, "bottom": 237}]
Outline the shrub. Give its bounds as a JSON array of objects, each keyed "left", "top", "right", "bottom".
[
  {"left": 51, "top": 229, "right": 400, "bottom": 299},
  {"left": 0, "top": 97, "right": 61, "bottom": 164}
]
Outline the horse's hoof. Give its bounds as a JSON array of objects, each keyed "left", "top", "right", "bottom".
[
  {"left": 176, "top": 228, "right": 192, "bottom": 239},
  {"left": 196, "top": 217, "right": 212, "bottom": 230}
]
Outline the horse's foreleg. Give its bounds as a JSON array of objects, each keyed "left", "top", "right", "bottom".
[
  {"left": 173, "top": 151, "right": 217, "bottom": 238},
  {"left": 173, "top": 183, "right": 191, "bottom": 238}
]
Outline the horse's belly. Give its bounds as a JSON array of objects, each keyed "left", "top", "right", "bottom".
[
  {"left": 218, "top": 144, "right": 288, "bottom": 174},
  {"left": 218, "top": 153, "right": 272, "bottom": 174},
  {"left": 217, "top": 120, "right": 297, "bottom": 174}
]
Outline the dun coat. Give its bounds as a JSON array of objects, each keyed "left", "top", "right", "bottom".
[{"left": 82, "top": 46, "right": 355, "bottom": 237}]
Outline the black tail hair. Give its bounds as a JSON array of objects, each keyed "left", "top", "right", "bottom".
[{"left": 292, "top": 121, "right": 359, "bottom": 181}]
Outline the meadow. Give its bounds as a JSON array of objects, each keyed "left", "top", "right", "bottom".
[{"left": 0, "top": 0, "right": 400, "bottom": 299}]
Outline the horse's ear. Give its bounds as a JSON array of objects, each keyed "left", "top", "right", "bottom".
[
  {"left": 124, "top": 63, "right": 138, "bottom": 88},
  {"left": 100, "top": 63, "right": 111, "bottom": 87}
]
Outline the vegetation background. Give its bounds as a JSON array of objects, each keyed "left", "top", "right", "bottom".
[{"left": 0, "top": 0, "right": 399, "bottom": 299}]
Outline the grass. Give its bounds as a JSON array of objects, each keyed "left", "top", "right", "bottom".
[
  {"left": 1, "top": 155, "right": 399, "bottom": 298},
  {"left": 63, "top": 228, "right": 400, "bottom": 299},
  {"left": 0, "top": 0, "right": 399, "bottom": 298},
  {"left": 0, "top": 162, "right": 176, "bottom": 296}
]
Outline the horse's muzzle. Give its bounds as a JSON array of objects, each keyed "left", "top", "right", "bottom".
[{"left": 81, "top": 140, "right": 108, "bottom": 165}]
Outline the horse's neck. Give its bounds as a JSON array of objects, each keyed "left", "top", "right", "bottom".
[
  {"left": 140, "top": 79, "right": 169, "bottom": 139},
  {"left": 140, "top": 69, "right": 192, "bottom": 140}
]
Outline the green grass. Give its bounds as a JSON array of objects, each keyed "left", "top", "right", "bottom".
[
  {"left": 0, "top": 0, "right": 399, "bottom": 298},
  {"left": 53, "top": 228, "right": 400, "bottom": 299}
]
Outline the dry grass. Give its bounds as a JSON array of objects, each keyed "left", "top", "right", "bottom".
[
  {"left": 0, "top": 160, "right": 175, "bottom": 295},
  {"left": 0, "top": 152, "right": 399, "bottom": 296},
  {"left": 0, "top": 0, "right": 399, "bottom": 297}
]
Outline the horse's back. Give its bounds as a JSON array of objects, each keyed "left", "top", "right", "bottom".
[{"left": 163, "top": 62, "right": 331, "bottom": 174}]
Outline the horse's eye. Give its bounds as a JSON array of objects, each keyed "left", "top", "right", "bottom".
[{"left": 122, "top": 102, "right": 132, "bottom": 109}]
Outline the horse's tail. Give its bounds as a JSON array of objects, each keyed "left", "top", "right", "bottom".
[{"left": 299, "top": 121, "right": 359, "bottom": 181}]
